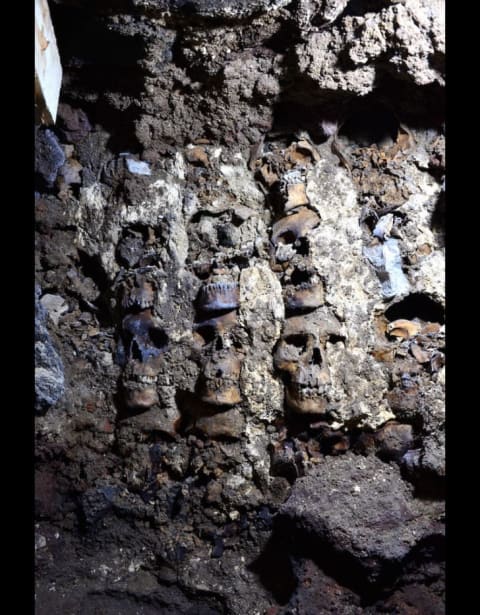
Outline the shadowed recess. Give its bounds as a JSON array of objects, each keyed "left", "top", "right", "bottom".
[{"left": 385, "top": 293, "right": 445, "bottom": 324}]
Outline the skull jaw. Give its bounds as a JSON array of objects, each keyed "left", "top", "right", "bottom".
[
  {"left": 286, "top": 388, "right": 328, "bottom": 414},
  {"left": 124, "top": 385, "right": 159, "bottom": 409},
  {"left": 284, "top": 283, "right": 324, "bottom": 311},
  {"left": 122, "top": 356, "right": 162, "bottom": 409},
  {"left": 200, "top": 383, "right": 242, "bottom": 407}
]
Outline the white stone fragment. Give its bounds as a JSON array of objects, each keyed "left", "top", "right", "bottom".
[
  {"left": 35, "top": 0, "right": 62, "bottom": 124},
  {"left": 126, "top": 159, "right": 151, "bottom": 176},
  {"left": 40, "top": 294, "right": 69, "bottom": 325}
]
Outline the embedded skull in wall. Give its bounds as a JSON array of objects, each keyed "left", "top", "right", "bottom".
[
  {"left": 194, "top": 310, "right": 243, "bottom": 408},
  {"left": 281, "top": 257, "right": 324, "bottom": 312},
  {"left": 270, "top": 207, "right": 324, "bottom": 312},
  {"left": 198, "top": 346, "right": 242, "bottom": 407},
  {"left": 274, "top": 314, "right": 330, "bottom": 413},
  {"left": 120, "top": 309, "right": 168, "bottom": 409}
]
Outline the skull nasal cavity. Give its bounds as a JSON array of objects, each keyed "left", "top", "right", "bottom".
[
  {"left": 132, "top": 340, "right": 143, "bottom": 361},
  {"left": 311, "top": 347, "right": 322, "bottom": 364}
]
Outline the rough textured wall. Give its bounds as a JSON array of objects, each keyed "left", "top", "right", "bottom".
[{"left": 35, "top": 1, "right": 445, "bottom": 613}]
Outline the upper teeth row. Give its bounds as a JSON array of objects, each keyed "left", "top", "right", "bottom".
[
  {"left": 134, "top": 375, "right": 157, "bottom": 384},
  {"left": 291, "top": 384, "right": 326, "bottom": 399},
  {"left": 202, "top": 282, "right": 239, "bottom": 295}
]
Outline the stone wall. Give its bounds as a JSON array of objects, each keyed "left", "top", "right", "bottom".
[{"left": 35, "top": 1, "right": 445, "bottom": 613}]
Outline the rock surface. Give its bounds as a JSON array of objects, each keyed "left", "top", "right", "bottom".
[
  {"left": 279, "top": 454, "right": 444, "bottom": 582},
  {"left": 35, "top": 286, "right": 65, "bottom": 413}
]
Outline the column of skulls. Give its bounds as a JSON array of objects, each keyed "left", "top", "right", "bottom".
[
  {"left": 178, "top": 144, "right": 264, "bottom": 437},
  {"left": 251, "top": 137, "right": 333, "bottom": 417},
  {"left": 194, "top": 267, "right": 243, "bottom": 409},
  {"left": 116, "top": 262, "right": 169, "bottom": 412}
]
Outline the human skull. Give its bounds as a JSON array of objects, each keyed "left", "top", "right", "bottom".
[
  {"left": 194, "top": 312, "right": 243, "bottom": 408},
  {"left": 270, "top": 207, "right": 320, "bottom": 266},
  {"left": 120, "top": 309, "right": 168, "bottom": 409},
  {"left": 270, "top": 207, "right": 323, "bottom": 312},
  {"left": 198, "top": 348, "right": 242, "bottom": 407},
  {"left": 274, "top": 314, "right": 331, "bottom": 414},
  {"left": 282, "top": 257, "right": 324, "bottom": 312}
]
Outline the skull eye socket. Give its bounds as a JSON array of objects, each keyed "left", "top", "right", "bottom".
[
  {"left": 277, "top": 230, "right": 296, "bottom": 245},
  {"left": 284, "top": 334, "right": 308, "bottom": 352},
  {"left": 195, "top": 324, "right": 216, "bottom": 345},
  {"left": 280, "top": 334, "right": 311, "bottom": 361},
  {"left": 122, "top": 313, "right": 168, "bottom": 362},
  {"left": 149, "top": 328, "right": 168, "bottom": 350},
  {"left": 290, "top": 268, "right": 311, "bottom": 285},
  {"left": 130, "top": 335, "right": 167, "bottom": 362},
  {"left": 122, "top": 315, "right": 145, "bottom": 337}
]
